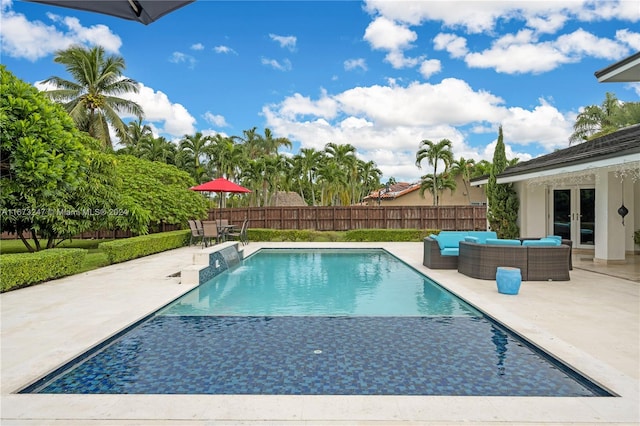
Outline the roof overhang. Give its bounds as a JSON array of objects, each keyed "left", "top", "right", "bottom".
[
  {"left": 472, "top": 155, "right": 640, "bottom": 186},
  {"left": 594, "top": 51, "right": 640, "bottom": 83}
]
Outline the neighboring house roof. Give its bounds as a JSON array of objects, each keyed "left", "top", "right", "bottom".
[
  {"left": 363, "top": 182, "right": 421, "bottom": 200},
  {"left": 594, "top": 51, "right": 640, "bottom": 83},
  {"left": 472, "top": 124, "right": 640, "bottom": 185},
  {"left": 271, "top": 191, "right": 307, "bottom": 206}
]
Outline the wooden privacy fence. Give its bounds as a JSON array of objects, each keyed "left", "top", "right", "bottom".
[
  {"left": 1, "top": 206, "right": 487, "bottom": 240},
  {"left": 211, "top": 205, "right": 487, "bottom": 231}
]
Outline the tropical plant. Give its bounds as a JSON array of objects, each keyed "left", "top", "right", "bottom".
[
  {"left": 450, "top": 157, "right": 476, "bottom": 204},
  {"left": 292, "top": 148, "right": 323, "bottom": 205},
  {"left": 1, "top": 66, "right": 146, "bottom": 251},
  {"left": 41, "top": 45, "right": 143, "bottom": 149},
  {"left": 570, "top": 92, "right": 640, "bottom": 144},
  {"left": 418, "top": 172, "right": 457, "bottom": 204},
  {"left": 178, "top": 131, "right": 211, "bottom": 183},
  {"left": 139, "top": 136, "right": 176, "bottom": 164},
  {"left": 486, "top": 126, "right": 519, "bottom": 238},
  {"left": 471, "top": 159, "right": 492, "bottom": 178},
  {"left": 323, "top": 143, "right": 357, "bottom": 205},
  {"left": 114, "top": 155, "right": 208, "bottom": 231},
  {"left": 415, "top": 138, "right": 454, "bottom": 206}
]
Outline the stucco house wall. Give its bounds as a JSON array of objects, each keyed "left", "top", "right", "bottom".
[{"left": 365, "top": 175, "right": 486, "bottom": 206}]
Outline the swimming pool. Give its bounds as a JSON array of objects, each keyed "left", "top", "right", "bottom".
[{"left": 22, "top": 248, "right": 612, "bottom": 396}]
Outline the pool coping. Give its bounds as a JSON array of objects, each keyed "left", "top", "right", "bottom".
[{"left": 1, "top": 242, "right": 638, "bottom": 424}]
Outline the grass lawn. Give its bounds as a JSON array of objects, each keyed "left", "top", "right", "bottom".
[{"left": 0, "top": 238, "right": 113, "bottom": 273}]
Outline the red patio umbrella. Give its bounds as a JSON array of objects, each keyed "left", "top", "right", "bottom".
[{"left": 190, "top": 177, "right": 251, "bottom": 222}]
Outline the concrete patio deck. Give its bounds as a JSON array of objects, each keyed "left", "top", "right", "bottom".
[{"left": 1, "top": 242, "right": 638, "bottom": 425}]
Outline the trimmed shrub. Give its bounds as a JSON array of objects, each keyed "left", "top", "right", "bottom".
[
  {"left": 98, "top": 230, "right": 190, "bottom": 264},
  {"left": 248, "top": 228, "right": 437, "bottom": 242},
  {"left": 344, "top": 229, "right": 433, "bottom": 242},
  {"left": 1, "top": 248, "right": 87, "bottom": 292}
]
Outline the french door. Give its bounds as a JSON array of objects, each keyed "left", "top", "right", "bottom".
[{"left": 551, "top": 187, "right": 595, "bottom": 248}]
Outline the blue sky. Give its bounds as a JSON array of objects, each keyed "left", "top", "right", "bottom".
[{"left": 2, "top": 0, "right": 639, "bottom": 183}]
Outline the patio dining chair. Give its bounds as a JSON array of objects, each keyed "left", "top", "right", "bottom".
[
  {"left": 188, "top": 219, "right": 203, "bottom": 246},
  {"left": 227, "top": 219, "right": 249, "bottom": 245},
  {"left": 202, "top": 221, "right": 221, "bottom": 247}
]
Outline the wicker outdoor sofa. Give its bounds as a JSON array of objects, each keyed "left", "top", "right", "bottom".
[
  {"left": 457, "top": 241, "right": 571, "bottom": 281},
  {"left": 423, "top": 236, "right": 460, "bottom": 269}
]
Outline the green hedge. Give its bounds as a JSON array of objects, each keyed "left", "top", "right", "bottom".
[
  {"left": 344, "top": 229, "right": 435, "bottom": 242},
  {"left": 248, "top": 228, "right": 438, "bottom": 242},
  {"left": 0, "top": 248, "right": 87, "bottom": 292},
  {"left": 98, "top": 230, "right": 190, "bottom": 264}
]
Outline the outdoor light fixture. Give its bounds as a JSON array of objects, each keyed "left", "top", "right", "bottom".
[{"left": 618, "top": 181, "right": 628, "bottom": 225}]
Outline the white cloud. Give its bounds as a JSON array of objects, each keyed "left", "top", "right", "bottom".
[
  {"left": 363, "top": 17, "right": 423, "bottom": 69},
  {"left": 627, "top": 82, "right": 640, "bottom": 97},
  {"left": 0, "top": 3, "right": 121, "bottom": 61},
  {"left": 364, "top": 1, "right": 639, "bottom": 34},
  {"left": 261, "top": 57, "right": 292, "bottom": 71},
  {"left": 502, "top": 99, "right": 573, "bottom": 150},
  {"left": 465, "top": 29, "right": 628, "bottom": 74},
  {"left": 169, "top": 51, "right": 197, "bottom": 68},
  {"left": 214, "top": 45, "right": 237, "bottom": 54},
  {"left": 191, "top": 43, "right": 204, "bottom": 50},
  {"left": 121, "top": 83, "right": 197, "bottom": 138},
  {"left": 263, "top": 79, "right": 574, "bottom": 182},
  {"left": 433, "top": 33, "right": 468, "bottom": 58},
  {"left": 344, "top": 58, "right": 367, "bottom": 71},
  {"left": 269, "top": 33, "right": 297, "bottom": 51},
  {"left": 203, "top": 112, "right": 228, "bottom": 127},
  {"left": 616, "top": 29, "right": 640, "bottom": 50},
  {"left": 555, "top": 28, "right": 628, "bottom": 59},
  {"left": 419, "top": 59, "right": 441, "bottom": 79},
  {"left": 384, "top": 50, "right": 424, "bottom": 69},
  {"left": 277, "top": 90, "right": 339, "bottom": 120},
  {"left": 364, "top": 16, "right": 417, "bottom": 51}
]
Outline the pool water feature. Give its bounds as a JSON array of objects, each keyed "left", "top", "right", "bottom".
[{"left": 21, "top": 248, "right": 613, "bottom": 397}]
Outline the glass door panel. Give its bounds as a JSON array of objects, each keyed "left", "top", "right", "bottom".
[
  {"left": 579, "top": 188, "right": 595, "bottom": 245},
  {"left": 553, "top": 189, "right": 571, "bottom": 240}
]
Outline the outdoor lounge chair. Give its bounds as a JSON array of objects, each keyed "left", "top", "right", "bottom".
[
  {"left": 423, "top": 236, "right": 459, "bottom": 269},
  {"left": 188, "top": 219, "right": 203, "bottom": 246},
  {"left": 202, "top": 221, "right": 221, "bottom": 247},
  {"left": 226, "top": 219, "right": 249, "bottom": 245}
]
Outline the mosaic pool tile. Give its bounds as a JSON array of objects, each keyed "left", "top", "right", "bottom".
[{"left": 31, "top": 316, "right": 610, "bottom": 396}]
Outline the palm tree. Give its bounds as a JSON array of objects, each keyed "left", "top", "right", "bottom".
[
  {"left": 317, "top": 161, "right": 347, "bottom": 206},
  {"left": 419, "top": 172, "right": 456, "bottom": 205},
  {"left": 42, "top": 45, "right": 143, "bottom": 149},
  {"left": 206, "top": 134, "right": 236, "bottom": 179},
  {"left": 449, "top": 157, "right": 476, "bottom": 204},
  {"left": 292, "top": 148, "right": 323, "bottom": 205},
  {"left": 324, "top": 143, "right": 357, "bottom": 205},
  {"left": 569, "top": 92, "right": 640, "bottom": 144},
  {"left": 178, "top": 132, "right": 212, "bottom": 183},
  {"left": 357, "top": 160, "right": 382, "bottom": 204},
  {"left": 415, "top": 138, "right": 454, "bottom": 206},
  {"left": 471, "top": 159, "right": 492, "bottom": 178},
  {"left": 261, "top": 128, "right": 293, "bottom": 156},
  {"left": 140, "top": 136, "right": 176, "bottom": 163}
]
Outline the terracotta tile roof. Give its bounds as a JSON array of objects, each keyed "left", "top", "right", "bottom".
[{"left": 364, "top": 182, "right": 421, "bottom": 200}]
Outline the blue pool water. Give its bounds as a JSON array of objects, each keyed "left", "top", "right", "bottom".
[
  {"left": 23, "top": 248, "right": 612, "bottom": 396},
  {"left": 160, "top": 249, "right": 479, "bottom": 317}
]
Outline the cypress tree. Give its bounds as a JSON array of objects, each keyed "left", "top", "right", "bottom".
[{"left": 486, "top": 126, "right": 520, "bottom": 238}]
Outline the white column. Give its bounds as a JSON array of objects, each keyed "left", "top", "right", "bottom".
[{"left": 594, "top": 170, "right": 626, "bottom": 263}]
